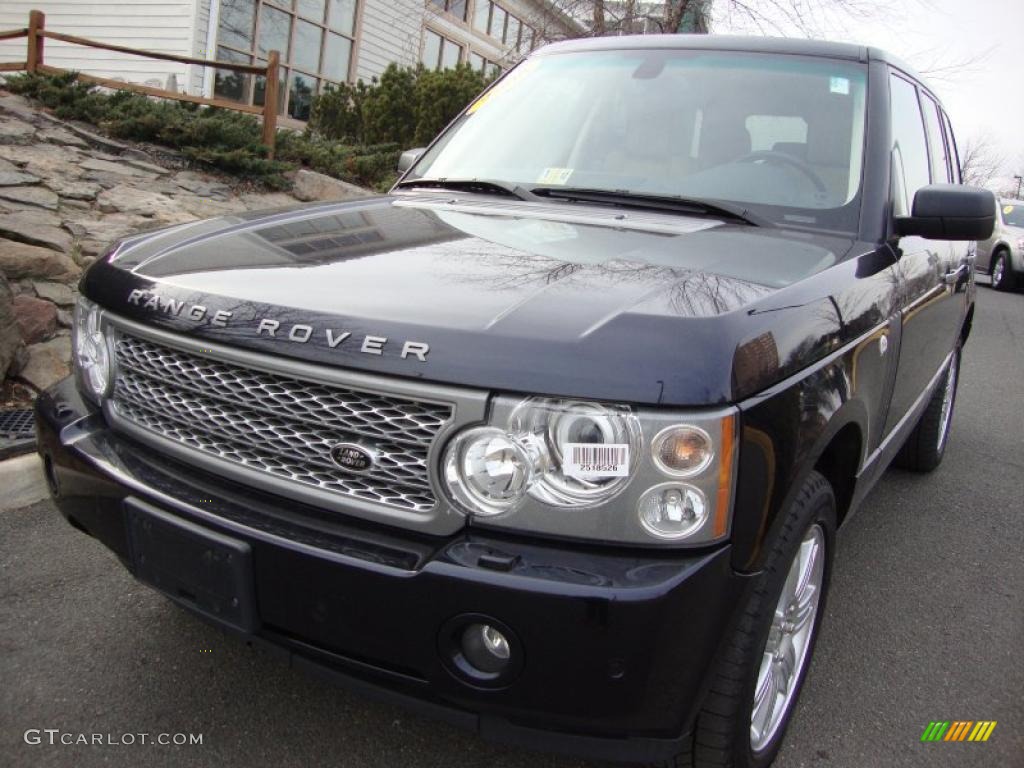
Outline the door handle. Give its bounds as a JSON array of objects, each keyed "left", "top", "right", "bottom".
[{"left": 943, "top": 264, "right": 968, "bottom": 285}]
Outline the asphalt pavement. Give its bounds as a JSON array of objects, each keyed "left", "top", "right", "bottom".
[{"left": 1, "top": 281, "right": 1021, "bottom": 768}]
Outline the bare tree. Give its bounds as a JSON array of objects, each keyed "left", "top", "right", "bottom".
[
  {"left": 959, "top": 133, "right": 1004, "bottom": 189},
  {"left": 527, "top": 0, "right": 894, "bottom": 39}
]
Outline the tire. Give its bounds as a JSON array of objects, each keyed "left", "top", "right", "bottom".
[
  {"left": 990, "top": 251, "right": 1016, "bottom": 292},
  {"left": 894, "top": 348, "right": 960, "bottom": 472},
  {"left": 655, "top": 471, "right": 836, "bottom": 768}
]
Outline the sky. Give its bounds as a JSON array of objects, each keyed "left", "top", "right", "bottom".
[{"left": 713, "top": 0, "right": 1024, "bottom": 191}]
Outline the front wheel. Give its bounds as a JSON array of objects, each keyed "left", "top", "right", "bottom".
[{"left": 656, "top": 472, "right": 836, "bottom": 768}]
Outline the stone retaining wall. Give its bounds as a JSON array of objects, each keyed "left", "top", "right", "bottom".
[{"left": 0, "top": 90, "right": 371, "bottom": 400}]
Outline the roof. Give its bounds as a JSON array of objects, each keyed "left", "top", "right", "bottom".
[
  {"left": 537, "top": 33, "right": 883, "bottom": 63},
  {"left": 533, "top": 33, "right": 929, "bottom": 88}
]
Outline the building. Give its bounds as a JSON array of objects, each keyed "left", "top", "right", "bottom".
[
  {"left": 0, "top": 1, "right": 580, "bottom": 122},
  {"left": 572, "top": 1, "right": 709, "bottom": 35}
]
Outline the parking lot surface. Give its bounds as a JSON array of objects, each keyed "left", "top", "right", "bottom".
[{"left": 2, "top": 281, "right": 1021, "bottom": 768}]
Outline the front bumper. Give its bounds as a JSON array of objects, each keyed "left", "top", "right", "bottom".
[{"left": 36, "top": 377, "right": 751, "bottom": 763}]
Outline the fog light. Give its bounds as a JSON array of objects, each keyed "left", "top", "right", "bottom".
[
  {"left": 638, "top": 483, "right": 708, "bottom": 539},
  {"left": 460, "top": 623, "right": 511, "bottom": 675},
  {"left": 652, "top": 425, "right": 713, "bottom": 476}
]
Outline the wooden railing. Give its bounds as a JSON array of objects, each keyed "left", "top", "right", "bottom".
[{"left": 0, "top": 10, "right": 281, "bottom": 158}]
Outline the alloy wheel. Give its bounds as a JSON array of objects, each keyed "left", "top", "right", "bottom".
[
  {"left": 937, "top": 353, "right": 958, "bottom": 453},
  {"left": 750, "top": 524, "right": 825, "bottom": 752}
]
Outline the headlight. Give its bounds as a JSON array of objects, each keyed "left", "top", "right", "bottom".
[
  {"left": 442, "top": 396, "right": 737, "bottom": 546},
  {"left": 72, "top": 297, "right": 112, "bottom": 400},
  {"left": 443, "top": 427, "right": 543, "bottom": 516},
  {"left": 508, "top": 399, "right": 640, "bottom": 507}
]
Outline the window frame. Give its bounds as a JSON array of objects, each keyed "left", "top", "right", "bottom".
[
  {"left": 940, "top": 110, "right": 962, "bottom": 184},
  {"left": 421, "top": 25, "right": 466, "bottom": 70},
  {"left": 214, "top": 0, "right": 361, "bottom": 118},
  {"left": 430, "top": 0, "right": 468, "bottom": 23},
  {"left": 918, "top": 89, "right": 952, "bottom": 184},
  {"left": 888, "top": 72, "right": 932, "bottom": 217}
]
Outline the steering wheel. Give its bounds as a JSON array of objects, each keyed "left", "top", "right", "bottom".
[{"left": 736, "top": 150, "right": 828, "bottom": 196}]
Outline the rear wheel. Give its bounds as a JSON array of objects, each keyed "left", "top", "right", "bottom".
[
  {"left": 656, "top": 471, "right": 836, "bottom": 768},
  {"left": 990, "top": 251, "right": 1015, "bottom": 291},
  {"left": 894, "top": 348, "right": 960, "bottom": 472}
]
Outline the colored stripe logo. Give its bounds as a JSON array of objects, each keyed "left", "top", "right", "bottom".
[{"left": 921, "top": 721, "right": 997, "bottom": 742}]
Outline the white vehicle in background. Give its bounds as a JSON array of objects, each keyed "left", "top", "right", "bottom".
[{"left": 977, "top": 199, "right": 1024, "bottom": 291}]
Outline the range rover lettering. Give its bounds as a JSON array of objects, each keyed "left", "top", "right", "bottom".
[{"left": 36, "top": 35, "right": 994, "bottom": 768}]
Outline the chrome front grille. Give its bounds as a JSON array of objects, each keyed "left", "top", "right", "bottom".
[{"left": 110, "top": 333, "right": 453, "bottom": 512}]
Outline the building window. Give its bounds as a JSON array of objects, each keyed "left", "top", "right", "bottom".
[
  {"left": 504, "top": 14, "right": 519, "bottom": 47},
  {"left": 519, "top": 25, "right": 533, "bottom": 53},
  {"left": 489, "top": 4, "right": 507, "bottom": 40},
  {"left": 472, "top": 1, "right": 490, "bottom": 31},
  {"left": 468, "top": 50, "right": 501, "bottom": 77},
  {"left": 430, "top": 0, "right": 468, "bottom": 22},
  {"left": 422, "top": 29, "right": 463, "bottom": 70},
  {"left": 471, "top": 2, "right": 529, "bottom": 50},
  {"left": 214, "top": 0, "right": 359, "bottom": 119}
]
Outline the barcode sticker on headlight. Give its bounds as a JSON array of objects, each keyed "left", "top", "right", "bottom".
[{"left": 563, "top": 443, "right": 630, "bottom": 478}]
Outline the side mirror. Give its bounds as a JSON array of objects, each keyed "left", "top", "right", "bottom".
[
  {"left": 397, "top": 148, "right": 426, "bottom": 174},
  {"left": 895, "top": 184, "right": 996, "bottom": 241}
]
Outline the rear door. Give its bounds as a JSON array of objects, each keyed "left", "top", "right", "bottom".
[{"left": 884, "top": 73, "right": 964, "bottom": 434}]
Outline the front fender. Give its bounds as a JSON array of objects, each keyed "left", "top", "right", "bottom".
[{"left": 730, "top": 335, "right": 876, "bottom": 572}]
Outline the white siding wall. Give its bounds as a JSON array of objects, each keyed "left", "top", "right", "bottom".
[
  {"left": 355, "top": 0, "right": 575, "bottom": 83},
  {"left": 354, "top": 0, "right": 422, "bottom": 82},
  {"left": 0, "top": 0, "right": 201, "bottom": 94}
]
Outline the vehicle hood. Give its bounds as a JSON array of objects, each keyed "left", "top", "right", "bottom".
[{"left": 83, "top": 194, "right": 858, "bottom": 405}]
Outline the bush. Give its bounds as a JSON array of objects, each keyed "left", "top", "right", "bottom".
[
  {"left": 308, "top": 79, "right": 371, "bottom": 144},
  {"left": 307, "top": 63, "right": 494, "bottom": 149},
  {"left": 4, "top": 65, "right": 495, "bottom": 191},
  {"left": 412, "top": 65, "right": 493, "bottom": 145},
  {"left": 274, "top": 132, "right": 400, "bottom": 190},
  {"left": 4, "top": 72, "right": 289, "bottom": 185}
]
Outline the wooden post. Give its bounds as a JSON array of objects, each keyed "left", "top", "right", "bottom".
[
  {"left": 262, "top": 50, "right": 280, "bottom": 160},
  {"left": 27, "top": 10, "right": 45, "bottom": 73}
]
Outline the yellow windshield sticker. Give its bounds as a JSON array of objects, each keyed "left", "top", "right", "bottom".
[
  {"left": 466, "top": 58, "right": 539, "bottom": 115},
  {"left": 537, "top": 167, "right": 574, "bottom": 185},
  {"left": 466, "top": 91, "right": 493, "bottom": 115},
  {"left": 1004, "top": 205, "right": 1015, "bottom": 215}
]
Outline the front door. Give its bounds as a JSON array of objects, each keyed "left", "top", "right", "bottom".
[{"left": 884, "top": 74, "right": 964, "bottom": 435}]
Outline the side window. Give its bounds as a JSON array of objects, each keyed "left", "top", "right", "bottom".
[
  {"left": 941, "top": 111, "right": 962, "bottom": 184},
  {"left": 889, "top": 75, "right": 931, "bottom": 216},
  {"left": 920, "top": 93, "right": 951, "bottom": 183}
]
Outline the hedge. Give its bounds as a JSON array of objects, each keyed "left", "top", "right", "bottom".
[{"left": 2, "top": 65, "right": 495, "bottom": 191}]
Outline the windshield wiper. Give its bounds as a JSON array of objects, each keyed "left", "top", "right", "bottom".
[
  {"left": 395, "top": 178, "right": 534, "bottom": 201},
  {"left": 530, "top": 187, "right": 769, "bottom": 227}
]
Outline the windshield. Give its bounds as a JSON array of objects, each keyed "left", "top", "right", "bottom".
[
  {"left": 407, "top": 49, "right": 869, "bottom": 233},
  {"left": 1002, "top": 203, "right": 1024, "bottom": 227}
]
